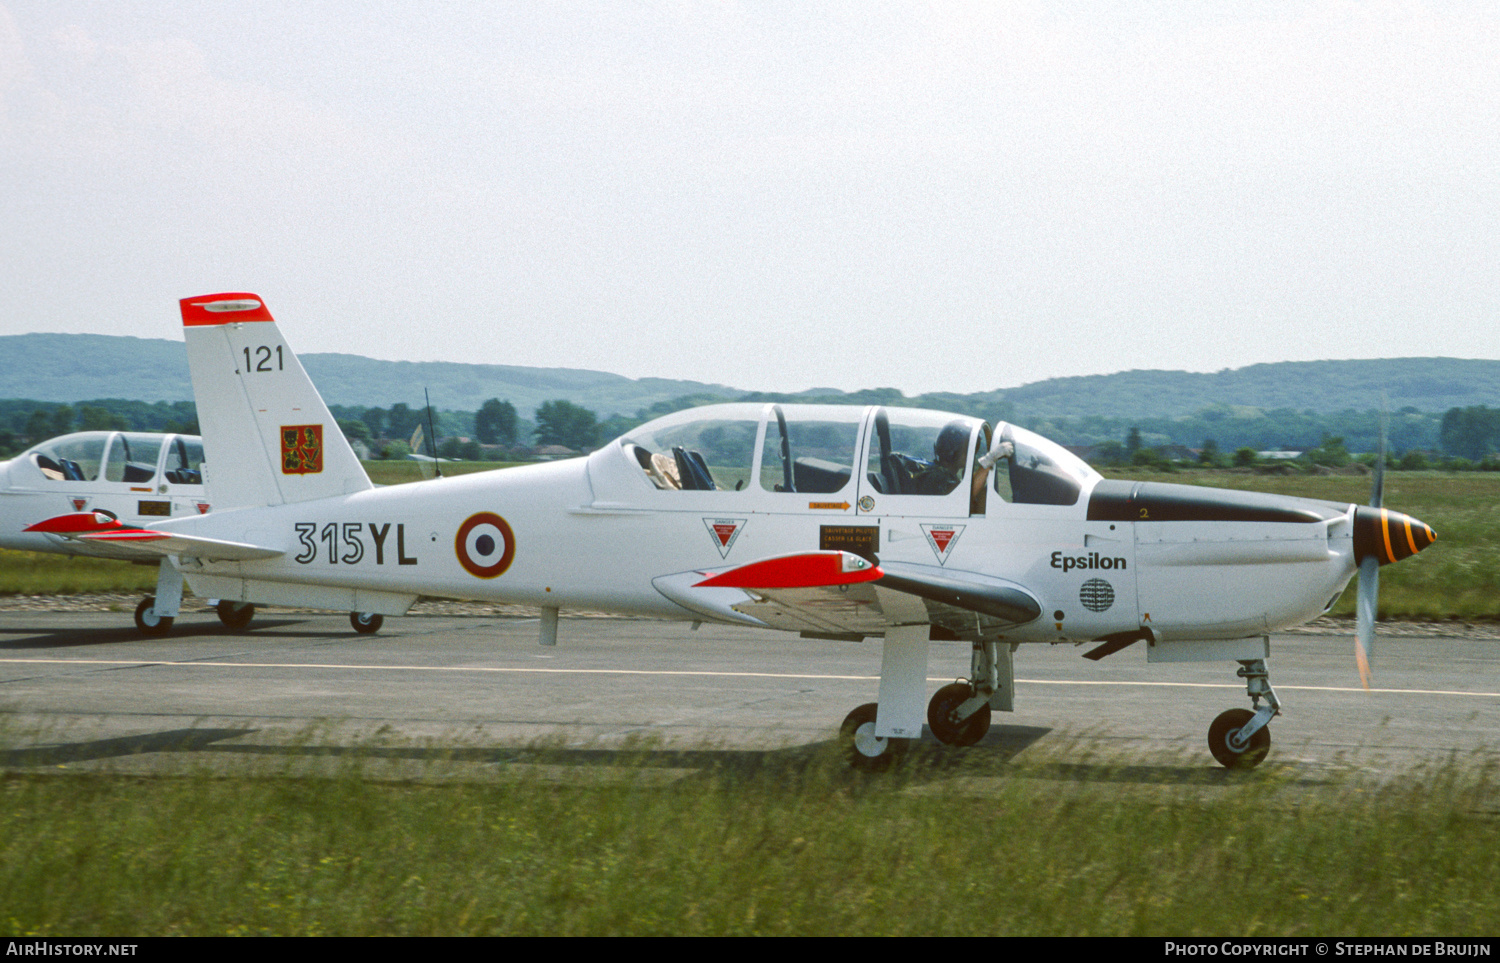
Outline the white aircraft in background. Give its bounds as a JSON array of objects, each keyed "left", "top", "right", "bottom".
[
  {"left": 29, "top": 294, "right": 1435, "bottom": 770},
  {"left": 2, "top": 430, "right": 382, "bottom": 637}
]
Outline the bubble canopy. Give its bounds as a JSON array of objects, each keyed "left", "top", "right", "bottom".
[{"left": 601, "top": 404, "right": 1099, "bottom": 508}]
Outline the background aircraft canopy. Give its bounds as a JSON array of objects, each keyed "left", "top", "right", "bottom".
[{"left": 17, "top": 431, "right": 204, "bottom": 487}]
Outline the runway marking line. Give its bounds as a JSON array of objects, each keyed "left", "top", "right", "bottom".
[{"left": 2, "top": 658, "right": 1498, "bottom": 699}]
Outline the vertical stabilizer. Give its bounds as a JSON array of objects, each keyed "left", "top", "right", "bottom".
[{"left": 181, "top": 293, "right": 372, "bottom": 510}]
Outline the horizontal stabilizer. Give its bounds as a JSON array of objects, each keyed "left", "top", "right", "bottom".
[{"left": 25, "top": 513, "right": 283, "bottom": 562}]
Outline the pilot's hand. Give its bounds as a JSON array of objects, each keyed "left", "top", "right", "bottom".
[{"left": 978, "top": 440, "right": 1014, "bottom": 470}]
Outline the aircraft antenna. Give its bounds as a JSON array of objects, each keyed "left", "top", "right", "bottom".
[{"left": 425, "top": 387, "right": 442, "bottom": 479}]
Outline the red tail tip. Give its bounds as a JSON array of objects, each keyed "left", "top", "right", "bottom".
[{"left": 180, "top": 293, "right": 274, "bottom": 327}]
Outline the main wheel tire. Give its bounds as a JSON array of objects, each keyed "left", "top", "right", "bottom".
[
  {"left": 839, "top": 703, "right": 908, "bottom": 772},
  {"left": 134, "top": 596, "right": 174, "bottom": 637},
  {"left": 350, "top": 612, "right": 384, "bottom": 635},
  {"left": 926, "top": 682, "right": 992, "bottom": 747},
  {"left": 216, "top": 600, "right": 255, "bottom": 630},
  {"left": 1208, "top": 708, "right": 1271, "bottom": 769}
]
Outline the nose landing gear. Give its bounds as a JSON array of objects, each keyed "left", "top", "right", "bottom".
[{"left": 1208, "top": 659, "right": 1279, "bottom": 769}]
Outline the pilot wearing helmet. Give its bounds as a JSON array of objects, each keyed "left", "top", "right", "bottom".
[
  {"left": 906, "top": 421, "right": 1015, "bottom": 512},
  {"left": 907, "top": 422, "right": 974, "bottom": 495}
]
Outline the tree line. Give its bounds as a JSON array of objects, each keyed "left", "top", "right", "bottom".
[{"left": 4, "top": 395, "right": 1499, "bottom": 468}]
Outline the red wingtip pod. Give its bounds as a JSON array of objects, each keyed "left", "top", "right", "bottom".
[
  {"left": 180, "top": 293, "right": 274, "bottom": 327},
  {"left": 695, "top": 551, "right": 882, "bottom": 589},
  {"left": 1353, "top": 506, "right": 1437, "bottom": 566},
  {"left": 24, "top": 511, "right": 126, "bottom": 534}
]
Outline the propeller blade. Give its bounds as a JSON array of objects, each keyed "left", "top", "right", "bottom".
[
  {"left": 1355, "top": 554, "right": 1379, "bottom": 690},
  {"left": 1356, "top": 396, "right": 1388, "bottom": 689}
]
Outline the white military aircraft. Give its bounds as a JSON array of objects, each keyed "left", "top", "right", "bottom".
[
  {"left": 28, "top": 293, "right": 1436, "bottom": 770},
  {"left": 2, "top": 429, "right": 385, "bottom": 637},
  {"left": 0, "top": 428, "right": 262, "bottom": 632}
]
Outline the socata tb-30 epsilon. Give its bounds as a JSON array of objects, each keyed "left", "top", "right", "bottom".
[
  {"left": 28, "top": 294, "right": 1436, "bottom": 770},
  {"left": 0, "top": 430, "right": 381, "bottom": 636}
]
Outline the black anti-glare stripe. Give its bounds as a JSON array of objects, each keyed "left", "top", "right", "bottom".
[{"left": 1086, "top": 480, "right": 1339, "bottom": 524}]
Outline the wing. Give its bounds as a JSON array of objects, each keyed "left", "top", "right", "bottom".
[
  {"left": 24, "top": 512, "right": 284, "bottom": 562},
  {"left": 656, "top": 550, "right": 1041, "bottom": 641}
]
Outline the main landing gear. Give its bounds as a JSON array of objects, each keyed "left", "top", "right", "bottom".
[
  {"left": 839, "top": 640, "right": 1008, "bottom": 770},
  {"left": 217, "top": 600, "right": 256, "bottom": 630},
  {"left": 130, "top": 588, "right": 384, "bottom": 638},
  {"left": 134, "top": 596, "right": 173, "bottom": 637},
  {"left": 350, "top": 612, "right": 383, "bottom": 634},
  {"left": 927, "top": 682, "right": 991, "bottom": 747},
  {"left": 1207, "top": 658, "right": 1279, "bottom": 769},
  {"left": 840, "top": 703, "right": 908, "bottom": 772},
  {"left": 926, "top": 640, "right": 1004, "bottom": 748}
]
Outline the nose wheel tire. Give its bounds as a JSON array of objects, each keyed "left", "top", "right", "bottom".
[
  {"left": 350, "top": 612, "right": 384, "bottom": 634},
  {"left": 926, "top": 682, "right": 992, "bottom": 747},
  {"left": 134, "top": 597, "right": 174, "bottom": 637},
  {"left": 216, "top": 601, "right": 255, "bottom": 631},
  {"left": 840, "top": 703, "right": 908, "bottom": 772},
  {"left": 1208, "top": 708, "right": 1271, "bottom": 769}
]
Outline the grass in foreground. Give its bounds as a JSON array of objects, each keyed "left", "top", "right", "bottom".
[{"left": 2, "top": 747, "right": 1497, "bottom": 936}]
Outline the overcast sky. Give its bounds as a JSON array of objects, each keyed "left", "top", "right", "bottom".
[{"left": 2, "top": 2, "right": 1496, "bottom": 398}]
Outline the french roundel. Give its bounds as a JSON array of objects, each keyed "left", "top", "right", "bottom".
[{"left": 455, "top": 512, "right": 515, "bottom": 579}]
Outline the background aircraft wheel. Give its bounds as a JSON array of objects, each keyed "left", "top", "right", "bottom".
[
  {"left": 216, "top": 600, "right": 255, "bottom": 630},
  {"left": 1208, "top": 708, "right": 1271, "bottom": 769},
  {"left": 134, "top": 597, "right": 173, "bottom": 637},
  {"left": 350, "top": 612, "right": 384, "bottom": 634},
  {"left": 926, "top": 682, "right": 992, "bottom": 747},
  {"left": 840, "top": 703, "right": 908, "bottom": 772}
]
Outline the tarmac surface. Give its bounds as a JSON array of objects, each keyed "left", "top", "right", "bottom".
[{"left": 1, "top": 604, "right": 1497, "bottom": 786}]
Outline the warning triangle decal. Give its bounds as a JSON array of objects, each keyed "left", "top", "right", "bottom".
[
  {"left": 920, "top": 523, "right": 964, "bottom": 564},
  {"left": 703, "top": 517, "right": 747, "bottom": 558}
]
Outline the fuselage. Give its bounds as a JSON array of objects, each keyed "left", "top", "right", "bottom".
[{"left": 150, "top": 403, "right": 1426, "bottom": 644}]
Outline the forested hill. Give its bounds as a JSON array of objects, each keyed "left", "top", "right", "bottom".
[
  {"left": 2, "top": 332, "right": 1498, "bottom": 419},
  {"left": 0, "top": 333, "right": 741, "bottom": 417},
  {"left": 997, "top": 359, "right": 1500, "bottom": 420}
]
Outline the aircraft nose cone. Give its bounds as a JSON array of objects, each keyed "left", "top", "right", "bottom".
[{"left": 1353, "top": 506, "right": 1436, "bottom": 566}]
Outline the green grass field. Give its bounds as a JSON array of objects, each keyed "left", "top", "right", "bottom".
[{"left": 2, "top": 747, "right": 1496, "bottom": 936}]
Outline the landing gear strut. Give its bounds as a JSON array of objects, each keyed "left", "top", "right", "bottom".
[
  {"left": 1208, "top": 658, "right": 1279, "bottom": 769},
  {"left": 134, "top": 560, "right": 183, "bottom": 637}
]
